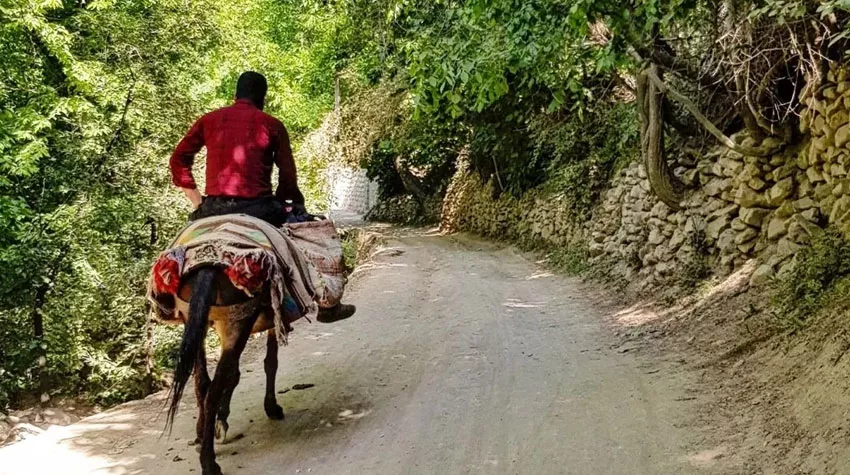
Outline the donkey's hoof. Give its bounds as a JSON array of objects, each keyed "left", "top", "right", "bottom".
[
  {"left": 202, "top": 461, "right": 222, "bottom": 475},
  {"left": 215, "top": 420, "right": 229, "bottom": 443},
  {"left": 265, "top": 402, "right": 285, "bottom": 420}
]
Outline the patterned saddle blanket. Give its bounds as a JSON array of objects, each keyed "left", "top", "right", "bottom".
[{"left": 147, "top": 214, "right": 346, "bottom": 345}]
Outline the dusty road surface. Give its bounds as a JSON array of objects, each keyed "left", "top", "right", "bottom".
[{"left": 0, "top": 230, "right": 719, "bottom": 475}]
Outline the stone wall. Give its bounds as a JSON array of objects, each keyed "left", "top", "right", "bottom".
[
  {"left": 326, "top": 164, "right": 380, "bottom": 215},
  {"left": 441, "top": 69, "right": 850, "bottom": 291}
]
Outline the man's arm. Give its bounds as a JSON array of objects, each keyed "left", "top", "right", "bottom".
[
  {"left": 273, "top": 122, "right": 306, "bottom": 205},
  {"left": 170, "top": 117, "right": 205, "bottom": 208}
]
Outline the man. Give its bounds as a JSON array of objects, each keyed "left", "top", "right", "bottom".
[
  {"left": 170, "top": 71, "right": 354, "bottom": 322},
  {"left": 170, "top": 71, "right": 303, "bottom": 226}
]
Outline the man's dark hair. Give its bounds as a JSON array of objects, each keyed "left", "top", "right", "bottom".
[{"left": 236, "top": 71, "right": 268, "bottom": 108}]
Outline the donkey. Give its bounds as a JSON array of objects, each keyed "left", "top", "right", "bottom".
[{"left": 165, "top": 266, "right": 286, "bottom": 475}]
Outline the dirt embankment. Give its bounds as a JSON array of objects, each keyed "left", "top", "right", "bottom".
[{"left": 605, "top": 260, "right": 850, "bottom": 475}]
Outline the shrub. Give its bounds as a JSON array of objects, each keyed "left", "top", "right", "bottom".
[{"left": 773, "top": 228, "right": 850, "bottom": 323}]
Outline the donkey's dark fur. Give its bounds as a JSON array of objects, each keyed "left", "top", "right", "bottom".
[{"left": 167, "top": 267, "right": 283, "bottom": 475}]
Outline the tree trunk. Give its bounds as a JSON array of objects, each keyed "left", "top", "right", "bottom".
[{"left": 639, "top": 66, "right": 684, "bottom": 210}]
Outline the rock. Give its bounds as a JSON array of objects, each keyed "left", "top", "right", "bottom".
[
  {"left": 748, "top": 177, "right": 767, "bottom": 191},
  {"left": 775, "top": 201, "right": 795, "bottom": 219},
  {"left": 824, "top": 87, "right": 838, "bottom": 100},
  {"left": 794, "top": 197, "right": 816, "bottom": 211},
  {"left": 705, "top": 178, "right": 732, "bottom": 197},
  {"left": 820, "top": 195, "right": 837, "bottom": 218},
  {"left": 647, "top": 228, "right": 665, "bottom": 245},
  {"left": 766, "top": 177, "right": 795, "bottom": 207},
  {"left": 830, "top": 195, "right": 850, "bottom": 224},
  {"left": 835, "top": 124, "right": 850, "bottom": 147},
  {"left": 798, "top": 177, "right": 813, "bottom": 198},
  {"left": 763, "top": 137, "right": 783, "bottom": 150},
  {"left": 655, "top": 261, "right": 677, "bottom": 276},
  {"left": 717, "top": 229, "right": 738, "bottom": 254},
  {"left": 834, "top": 164, "right": 849, "bottom": 177},
  {"left": 681, "top": 168, "right": 699, "bottom": 187},
  {"left": 738, "top": 241, "right": 757, "bottom": 255},
  {"left": 797, "top": 152, "right": 809, "bottom": 169},
  {"left": 739, "top": 207, "right": 770, "bottom": 227},
  {"left": 735, "top": 184, "right": 765, "bottom": 208},
  {"left": 776, "top": 238, "right": 802, "bottom": 258},
  {"left": 801, "top": 208, "right": 820, "bottom": 222},
  {"left": 706, "top": 216, "right": 732, "bottom": 241},
  {"left": 831, "top": 110, "right": 850, "bottom": 131},
  {"left": 816, "top": 183, "right": 835, "bottom": 200},
  {"left": 735, "top": 227, "right": 759, "bottom": 244},
  {"left": 777, "top": 260, "right": 796, "bottom": 280},
  {"left": 719, "top": 156, "right": 744, "bottom": 177},
  {"left": 750, "top": 263, "right": 776, "bottom": 287},
  {"left": 767, "top": 217, "right": 789, "bottom": 240},
  {"left": 731, "top": 217, "right": 748, "bottom": 231},
  {"left": 832, "top": 180, "right": 850, "bottom": 197},
  {"left": 651, "top": 201, "right": 671, "bottom": 219},
  {"left": 708, "top": 204, "right": 739, "bottom": 220},
  {"left": 773, "top": 164, "right": 796, "bottom": 181}
]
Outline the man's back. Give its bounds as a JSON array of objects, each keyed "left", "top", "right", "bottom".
[{"left": 170, "top": 98, "right": 301, "bottom": 203}]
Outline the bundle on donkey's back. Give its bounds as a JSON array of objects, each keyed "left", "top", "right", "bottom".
[{"left": 147, "top": 71, "right": 355, "bottom": 475}]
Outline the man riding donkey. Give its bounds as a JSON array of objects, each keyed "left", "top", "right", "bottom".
[
  {"left": 148, "top": 71, "right": 355, "bottom": 474},
  {"left": 169, "top": 71, "right": 355, "bottom": 322}
]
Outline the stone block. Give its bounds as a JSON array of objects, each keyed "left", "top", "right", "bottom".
[
  {"left": 706, "top": 215, "right": 732, "bottom": 241},
  {"left": 735, "top": 184, "right": 765, "bottom": 208},
  {"left": 717, "top": 229, "right": 738, "bottom": 254},
  {"left": 794, "top": 197, "right": 816, "bottom": 211},
  {"left": 837, "top": 124, "right": 850, "bottom": 148},
  {"left": 775, "top": 201, "right": 795, "bottom": 219},
  {"left": 830, "top": 195, "right": 850, "bottom": 224},
  {"left": 750, "top": 263, "right": 775, "bottom": 287},
  {"left": 767, "top": 217, "right": 789, "bottom": 240},
  {"left": 766, "top": 177, "right": 795, "bottom": 207},
  {"left": 705, "top": 178, "right": 732, "bottom": 197},
  {"left": 739, "top": 207, "right": 770, "bottom": 227},
  {"left": 735, "top": 227, "right": 759, "bottom": 245}
]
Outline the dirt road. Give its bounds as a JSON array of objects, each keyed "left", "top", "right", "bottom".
[{"left": 0, "top": 230, "right": 719, "bottom": 474}]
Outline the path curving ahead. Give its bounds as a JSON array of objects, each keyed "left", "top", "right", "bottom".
[{"left": 0, "top": 230, "right": 710, "bottom": 475}]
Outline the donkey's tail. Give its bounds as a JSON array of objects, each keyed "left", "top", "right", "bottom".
[{"left": 165, "top": 267, "right": 217, "bottom": 433}]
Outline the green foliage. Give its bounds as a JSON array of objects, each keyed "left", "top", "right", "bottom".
[
  {"left": 0, "top": 0, "right": 344, "bottom": 410},
  {"left": 773, "top": 228, "right": 850, "bottom": 324},
  {"left": 675, "top": 229, "right": 712, "bottom": 289},
  {"left": 533, "top": 103, "right": 639, "bottom": 221},
  {"left": 546, "top": 242, "right": 591, "bottom": 276}
]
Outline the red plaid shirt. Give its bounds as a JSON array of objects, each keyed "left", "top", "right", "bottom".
[{"left": 169, "top": 99, "right": 303, "bottom": 203}]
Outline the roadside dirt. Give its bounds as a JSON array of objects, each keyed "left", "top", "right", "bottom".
[
  {"left": 609, "top": 261, "right": 850, "bottom": 475},
  {"left": 0, "top": 229, "right": 745, "bottom": 474}
]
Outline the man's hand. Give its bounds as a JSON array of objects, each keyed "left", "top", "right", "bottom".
[{"left": 181, "top": 188, "right": 203, "bottom": 209}]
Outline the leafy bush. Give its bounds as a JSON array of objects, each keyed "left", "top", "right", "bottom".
[
  {"left": 675, "top": 229, "right": 712, "bottom": 289},
  {"left": 532, "top": 103, "right": 639, "bottom": 222},
  {"left": 773, "top": 228, "right": 850, "bottom": 324},
  {"left": 0, "top": 0, "right": 343, "bottom": 410},
  {"left": 546, "top": 242, "right": 591, "bottom": 276}
]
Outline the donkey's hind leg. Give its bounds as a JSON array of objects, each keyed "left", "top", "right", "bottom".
[
  {"left": 193, "top": 345, "right": 210, "bottom": 444},
  {"left": 263, "top": 328, "right": 285, "bottom": 420},
  {"left": 200, "top": 317, "right": 256, "bottom": 475},
  {"left": 215, "top": 381, "right": 236, "bottom": 442}
]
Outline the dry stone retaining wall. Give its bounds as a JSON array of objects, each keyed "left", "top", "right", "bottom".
[{"left": 441, "top": 68, "right": 850, "bottom": 291}]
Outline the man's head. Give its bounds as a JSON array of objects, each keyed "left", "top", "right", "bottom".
[{"left": 235, "top": 71, "right": 268, "bottom": 110}]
